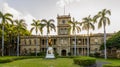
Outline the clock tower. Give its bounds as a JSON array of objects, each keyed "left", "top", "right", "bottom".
[{"left": 57, "top": 14, "right": 71, "bottom": 35}]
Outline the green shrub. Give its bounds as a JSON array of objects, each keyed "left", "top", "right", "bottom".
[
  {"left": 39, "top": 52, "right": 46, "bottom": 57},
  {"left": 0, "top": 59, "right": 13, "bottom": 63},
  {"left": 54, "top": 52, "right": 59, "bottom": 57},
  {"left": 57, "top": 56, "right": 74, "bottom": 58},
  {"left": 29, "top": 53, "right": 36, "bottom": 56},
  {"left": 0, "top": 56, "right": 41, "bottom": 63},
  {"left": 94, "top": 52, "right": 100, "bottom": 57},
  {"left": 103, "top": 64, "right": 120, "bottom": 67},
  {"left": 68, "top": 52, "right": 71, "bottom": 56},
  {"left": 89, "top": 53, "right": 94, "bottom": 57},
  {"left": 73, "top": 56, "right": 96, "bottom": 66},
  {"left": 28, "top": 52, "right": 46, "bottom": 57}
]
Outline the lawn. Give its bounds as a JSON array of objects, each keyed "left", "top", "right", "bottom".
[
  {"left": 0, "top": 58, "right": 80, "bottom": 67},
  {"left": 97, "top": 58, "right": 120, "bottom": 65},
  {"left": 0, "top": 57, "right": 120, "bottom": 67}
]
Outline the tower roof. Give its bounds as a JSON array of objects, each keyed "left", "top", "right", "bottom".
[{"left": 57, "top": 14, "right": 71, "bottom": 19}]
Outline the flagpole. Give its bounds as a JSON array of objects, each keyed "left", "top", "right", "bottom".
[{"left": 64, "top": 5, "right": 65, "bottom": 15}]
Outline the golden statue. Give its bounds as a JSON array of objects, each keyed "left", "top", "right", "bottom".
[
  {"left": 45, "top": 38, "right": 55, "bottom": 58},
  {"left": 48, "top": 39, "right": 52, "bottom": 46}
]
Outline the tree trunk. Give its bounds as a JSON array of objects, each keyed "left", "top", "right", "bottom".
[
  {"left": 9, "top": 34, "right": 12, "bottom": 56},
  {"left": 87, "top": 30, "right": 90, "bottom": 56},
  {"left": 74, "top": 32, "right": 77, "bottom": 56},
  {"left": 2, "top": 25, "right": 4, "bottom": 56},
  {"left": 35, "top": 33, "right": 37, "bottom": 56},
  {"left": 9, "top": 46, "right": 10, "bottom": 56},
  {"left": 45, "top": 33, "right": 49, "bottom": 56},
  {"left": 104, "top": 24, "right": 107, "bottom": 59},
  {"left": 17, "top": 34, "right": 19, "bottom": 56},
  {"left": 82, "top": 36, "right": 84, "bottom": 56},
  {"left": 47, "top": 33, "right": 48, "bottom": 48}
]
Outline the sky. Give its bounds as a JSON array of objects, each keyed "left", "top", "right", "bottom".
[{"left": 0, "top": 0, "right": 120, "bottom": 35}]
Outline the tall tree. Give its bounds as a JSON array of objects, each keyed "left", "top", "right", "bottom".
[
  {"left": 0, "top": 11, "right": 13, "bottom": 56},
  {"left": 14, "top": 19, "right": 27, "bottom": 56},
  {"left": 68, "top": 18, "right": 81, "bottom": 56},
  {"left": 41, "top": 19, "right": 56, "bottom": 48},
  {"left": 30, "top": 19, "right": 45, "bottom": 56},
  {"left": 81, "top": 15, "right": 95, "bottom": 56},
  {"left": 93, "top": 9, "right": 111, "bottom": 59},
  {"left": 5, "top": 24, "right": 15, "bottom": 56}
]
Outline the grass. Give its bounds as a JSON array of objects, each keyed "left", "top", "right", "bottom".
[
  {"left": 0, "top": 57, "right": 80, "bottom": 67},
  {"left": 0, "top": 56, "right": 120, "bottom": 67},
  {"left": 97, "top": 58, "right": 120, "bottom": 65}
]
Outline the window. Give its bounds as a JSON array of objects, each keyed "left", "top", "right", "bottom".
[
  {"left": 42, "top": 39, "right": 44, "bottom": 45},
  {"left": 54, "top": 48, "right": 56, "bottom": 51},
  {"left": 29, "top": 48, "right": 32, "bottom": 53},
  {"left": 29, "top": 39, "right": 31, "bottom": 45},
  {"left": 24, "top": 48, "right": 27, "bottom": 54},
  {"left": 94, "top": 48, "right": 98, "bottom": 53},
  {"left": 94, "top": 38, "right": 98, "bottom": 45},
  {"left": 34, "top": 48, "right": 36, "bottom": 53},
  {"left": 62, "top": 20, "right": 65, "bottom": 24},
  {"left": 78, "top": 39, "right": 82, "bottom": 45},
  {"left": 26, "top": 39, "right": 29, "bottom": 45},
  {"left": 64, "top": 28, "right": 67, "bottom": 30},
  {"left": 61, "top": 28, "right": 63, "bottom": 34},
  {"left": 34, "top": 39, "right": 36, "bottom": 45},
  {"left": 24, "top": 39, "right": 26, "bottom": 45},
  {"left": 54, "top": 39, "right": 56, "bottom": 45},
  {"left": 42, "top": 48, "right": 44, "bottom": 52},
  {"left": 64, "top": 28, "right": 67, "bottom": 34}
]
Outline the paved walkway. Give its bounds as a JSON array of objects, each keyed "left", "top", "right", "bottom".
[
  {"left": 83, "top": 61, "right": 109, "bottom": 67},
  {"left": 96, "top": 60, "right": 109, "bottom": 67}
]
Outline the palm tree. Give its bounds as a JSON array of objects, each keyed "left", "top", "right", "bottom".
[
  {"left": 68, "top": 18, "right": 81, "bottom": 56},
  {"left": 93, "top": 9, "right": 111, "bottom": 59},
  {"left": 81, "top": 15, "right": 95, "bottom": 56},
  {"left": 5, "top": 24, "right": 15, "bottom": 56},
  {"left": 0, "top": 11, "right": 13, "bottom": 56},
  {"left": 41, "top": 19, "right": 56, "bottom": 48},
  {"left": 14, "top": 19, "right": 27, "bottom": 56},
  {"left": 30, "top": 19, "right": 45, "bottom": 56}
]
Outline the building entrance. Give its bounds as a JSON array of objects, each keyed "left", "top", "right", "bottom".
[{"left": 61, "top": 50, "right": 66, "bottom": 56}]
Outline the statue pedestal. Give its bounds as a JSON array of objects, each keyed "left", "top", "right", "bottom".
[{"left": 45, "top": 47, "right": 55, "bottom": 59}]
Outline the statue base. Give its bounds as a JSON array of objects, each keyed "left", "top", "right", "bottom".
[{"left": 45, "top": 47, "right": 55, "bottom": 59}]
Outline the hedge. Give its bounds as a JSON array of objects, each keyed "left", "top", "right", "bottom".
[
  {"left": 57, "top": 56, "right": 74, "bottom": 58},
  {"left": 73, "top": 56, "right": 96, "bottom": 66},
  {"left": 0, "top": 56, "right": 41, "bottom": 63}
]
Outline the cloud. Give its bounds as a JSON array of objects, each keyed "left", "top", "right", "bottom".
[
  {"left": 2, "top": 3, "right": 36, "bottom": 19},
  {"left": 23, "top": 14, "right": 35, "bottom": 30},
  {"left": 1, "top": 2, "right": 36, "bottom": 33},
  {"left": 2, "top": 3, "right": 22, "bottom": 19},
  {"left": 56, "top": 0, "right": 80, "bottom": 8}
]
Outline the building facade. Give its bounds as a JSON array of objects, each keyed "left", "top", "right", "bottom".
[{"left": 20, "top": 14, "right": 112, "bottom": 56}]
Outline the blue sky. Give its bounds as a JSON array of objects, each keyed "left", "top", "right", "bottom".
[{"left": 0, "top": 0, "right": 120, "bottom": 35}]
